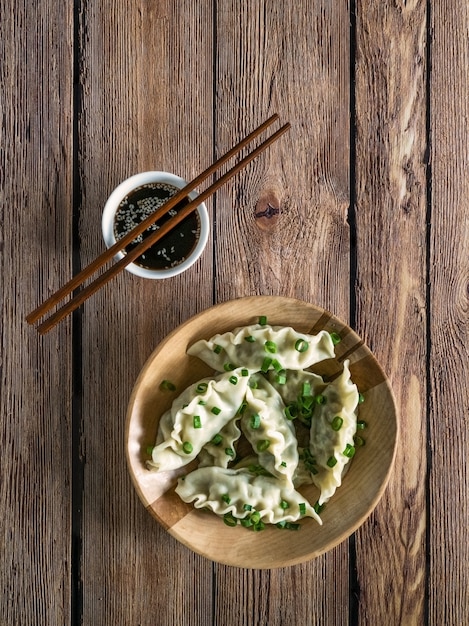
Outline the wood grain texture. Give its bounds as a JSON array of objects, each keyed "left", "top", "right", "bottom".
[
  {"left": 215, "top": 1, "right": 350, "bottom": 311},
  {"left": 77, "top": 1, "right": 214, "bottom": 623},
  {"left": 0, "top": 1, "right": 73, "bottom": 625},
  {"left": 429, "top": 2, "right": 469, "bottom": 624},
  {"left": 213, "top": 1, "right": 351, "bottom": 624},
  {"left": 354, "top": 1, "right": 428, "bottom": 624}
]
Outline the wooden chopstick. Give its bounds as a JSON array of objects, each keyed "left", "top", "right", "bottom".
[
  {"left": 33, "top": 120, "right": 291, "bottom": 334},
  {"left": 26, "top": 114, "right": 280, "bottom": 326}
]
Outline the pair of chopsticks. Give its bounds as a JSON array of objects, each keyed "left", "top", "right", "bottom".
[{"left": 27, "top": 114, "right": 290, "bottom": 334}]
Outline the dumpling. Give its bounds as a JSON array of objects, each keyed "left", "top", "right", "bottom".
[
  {"left": 175, "top": 466, "right": 322, "bottom": 525},
  {"left": 240, "top": 374, "right": 299, "bottom": 486},
  {"left": 148, "top": 369, "right": 250, "bottom": 471},
  {"left": 187, "top": 324, "right": 335, "bottom": 373},
  {"left": 308, "top": 360, "right": 359, "bottom": 504}
]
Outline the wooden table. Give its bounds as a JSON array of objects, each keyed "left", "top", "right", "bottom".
[{"left": 2, "top": 1, "right": 468, "bottom": 624}]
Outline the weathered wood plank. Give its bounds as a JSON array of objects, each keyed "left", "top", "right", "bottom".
[
  {"left": 215, "top": 1, "right": 350, "bottom": 310},
  {"left": 429, "top": 2, "right": 469, "bottom": 624},
  {"left": 0, "top": 1, "right": 74, "bottom": 624},
  {"left": 354, "top": 1, "right": 427, "bottom": 624},
  {"left": 78, "top": 1, "right": 214, "bottom": 623},
  {"left": 213, "top": 2, "right": 351, "bottom": 624}
]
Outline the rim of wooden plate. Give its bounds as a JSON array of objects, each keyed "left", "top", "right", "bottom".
[{"left": 125, "top": 295, "right": 399, "bottom": 569}]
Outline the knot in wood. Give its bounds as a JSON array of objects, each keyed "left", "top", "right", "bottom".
[{"left": 254, "top": 190, "right": 281, "bottom": 231}]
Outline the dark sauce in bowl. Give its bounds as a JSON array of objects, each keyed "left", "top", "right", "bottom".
[{"left": 113, "top": 182, "right": 200, "bottom": 271}]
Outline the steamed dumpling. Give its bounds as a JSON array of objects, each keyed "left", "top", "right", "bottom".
[
  {"left": 240, "top": 374, "right": 299, "bottom": 486},
  {"left": 148, "top": 369, "right": 250, "bottom": 471},
  {"left": 176, "top": 466, "right": 322, "bottom": 525},
  {"left": 308, "top": 360, "right": 359, "bottom": 504},
  {"left": 187, "top": 324, "right": 335, "bottom": 373}
]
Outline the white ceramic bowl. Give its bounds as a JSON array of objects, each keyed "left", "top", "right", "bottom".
[{"left": 102, "top": 171, "right": 209, "bottom": 279}]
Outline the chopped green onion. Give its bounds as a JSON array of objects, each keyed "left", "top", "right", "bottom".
[
  {"left": 357, "top": 420, "right": 367, "bottom": 429},
  {"left": 223, "top": 362, "right": 237, "bottom": 371},
  {"left": 250, "top": 413, "right": 261, "bottom": 429},
  {"left": 259, "top": 315, "right": 267, "bottom": 326},
  {"left": 213, "top": 344, "right": 223, "bottom": 354},
  {"left": 280, "top": 500, "right": 290, "bottom": 510},
  {"left": 275, "top": 370, "right": 287, "bottom": 385},
  {"left": 248, "top": 378, "right": 258, "bottom": 389},
  {"left": 243, "top": 503, "right": 252, "bottom": 511},
  {"left": 343, "top": 444, "right": 356, "bottom": 458},
  {"left": 236, "top": 401, "right": 247, "bottom": 415},
  {"left": 300, "top": 394, "right": 314, "bottom": 410},
  {"left": 358, "top": 392, "right": 365, "bottom": 404},
  {"left": 280, "top": 461, "right": 287, "bottom": 468},
  {"left": 241, "top": 368, "right": 249, "bottom": 377},
  {"left": 294, "top": 338, "right": 309, "bottom": 353},
  {"left": 195, "top": 382, "right": 208, "bottom": 394},
  {"left": 225, "top": 447, "right": 235, "bottom": 457},
  {"left": 211, "top": 406, "right": 221, "bottom": 415},
  {"left": 221, "top": 494, "right": 231, "bottom": 504},
  {"left": 253, "top": 521, "right": 265, "bottom": 531},
  {"left": 244, "top": 335, "right": 256, "bottom": 343},
  {"left": 223, "top": 513, "right": 238, "bottom": 527},
  {"left": 247, "top": 464, "right": 273, "bottom": 477},
  {"left": 256, "top": 439, "right": 270, "bottom": 452},
  {"left": 264, "top": 340, "right": 277, "bottom": 353},
  {"left": 241, "top": 517, "right": 253, "bottom": 528},
  {"left": 354, "top": 435, "right": 366, "bottom": 447},
  {"left": 193, "top": 415, "right": 202, "bottom": 429},
  {"left": 302, "top": 382, "right": 312, "bottom": 397},
  {"left": 277, "top": 520, "right": 300, "bottom": 530},
  {"left": 327, "top": 455, "right": 337, "bottom": 468},
  {"left": 314, "top": 394, "right": 326, "bottom": 405},
  {"left": 284, "top": 404, "right": 298, "bottom": 420},
  {"left": 313, "top": 501, "right": 325, "bottom": 514},
  {"left": 331, "top": 416, "right": 343, "bottom": 431},
  {"left": 198, "top": 399, "right": 207, "bottom": 406},
  {"left": 299, "top": 503, "right": 307, "bottom": 515},
  {"left": 250, "top": 511, "right": 261, "bottom": 524},
  {"left": 159, "top": 379, "right": 176, "bottom": 391},
  {"left": 329, "top": 331, "right": 341, "bottom": 345},
  {"left": 182, "top": 441, "right": 193, "bottom": 454},
  {"left": 260, "top": 356, "right": 272, "bottom": 372},
  {"left": 272, "top": 358, "right": 283, "bottom": 372},
  {"left": 146, "top": 445, "right": 154, "bottom": 455},
  {"left": 211, "top": 434, "right": 222, "bottom": 446},
  {"left": 303, "top": 450, "right": 318, "bottom": 473},
  {"left": 229, "top": 375, "right": 238, "bottom": 385}
]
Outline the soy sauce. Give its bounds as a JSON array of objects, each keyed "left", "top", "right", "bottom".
[{"left": 113, "top": 182, "right": 200, "bottom": 271}]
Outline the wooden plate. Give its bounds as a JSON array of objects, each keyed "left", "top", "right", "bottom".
[{"left": 125, "top": 296, "right": 398, "bottom": 568}]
